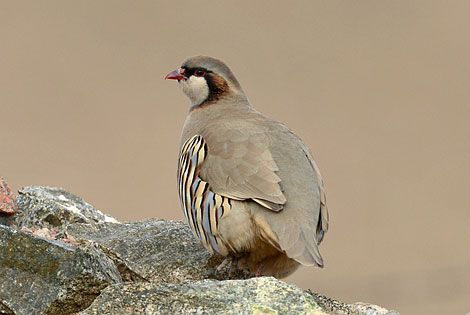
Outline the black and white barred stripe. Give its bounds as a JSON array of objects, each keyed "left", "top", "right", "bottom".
[{"left": 177, "top": 135, "right": 231, "bottom": 255}]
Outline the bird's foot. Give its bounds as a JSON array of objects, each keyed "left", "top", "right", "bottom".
[
  {"left": 214, "top": 255, "right": 233, "bottom": 276},
  {"left": 214, "top": 255, "right": 252, "bottom": 279}
]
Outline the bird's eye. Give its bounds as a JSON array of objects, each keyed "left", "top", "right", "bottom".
[{"left": 194, "top": 69, "right": 206, "bottom": 77}]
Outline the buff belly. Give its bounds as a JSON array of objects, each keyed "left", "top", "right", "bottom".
[{"left": 217, "top": 200, "right": 300, "bottom": 279}]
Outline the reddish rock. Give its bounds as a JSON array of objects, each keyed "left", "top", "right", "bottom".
[{"left": 0, "top": 177, "right": 18, "bottom": 216}]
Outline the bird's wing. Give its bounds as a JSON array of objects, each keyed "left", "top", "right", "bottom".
[
  {"left": 250, "top": 124, "right": 328, "bottom": 267},
  {"left": 196, "top": 120, "right": 286, "bottom": 212},
  {"left": 294, "top": 132, "right": 329, "bottom": 244},
  {"left": 184, "top": 117, "right": 328, "bottom": 268}
]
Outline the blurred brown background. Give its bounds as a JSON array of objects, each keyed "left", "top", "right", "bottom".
[{"left": 1, "top": 1, "right": 469, "bottom": 314}]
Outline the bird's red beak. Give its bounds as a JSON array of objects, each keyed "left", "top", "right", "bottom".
[{"left": 165, "top": 68, "right": 187, "bottom": 81}]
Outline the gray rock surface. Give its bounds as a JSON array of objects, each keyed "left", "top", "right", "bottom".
[
  {"left": 349, "top": 302, "right": 401, "bottom": 315},
  {"left": 0, "top": 215, "right": 10, "bottom": 227},
  {"left": 0, "top": 186, "right": 400, "bottom": 315},
  {"left": 309, "top": 292, "right": 400, "bottom": 315},
  {"left": 79, "top": 277, "right": 327, "bottom": 315},
  {"left": 13, "top": 186, "right": 119, "bottom": 231},
  {"left": 66, "top": 219, "right": 227, "bottom": 282},
  {"left": 0, "top": 225, "right": 121, "bottom": 315},
  {"left": 13, "top": 186, "right": 229, "bottom": 282}
]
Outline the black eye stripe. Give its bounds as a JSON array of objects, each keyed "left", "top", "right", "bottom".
[{"left": 182, "top": 67, "right": 212, "bottom": 77}]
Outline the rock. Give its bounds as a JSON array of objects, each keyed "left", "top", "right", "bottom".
[
  {"left": 0, "top": 177, "right": 17, "bottom": 227},
  {"left": 79, "top": 277, "right": 328, "bottom": 315},
  {"left": 0, "top": 215, "right": 10, "bottom": 227},
  {"left": 66, "top": 219, "right": 232, "bottom": 283},
  {"left": 1, "top": 186, "right": 399, "bottom": 314},
  {"left": 350, "top": 302, "right": 401, "bottom": 315},
  {"left": 0, "top": 225, "right": 122, "bottom": 315},
  {"left": 13, "top": 186, "right": 119, "bottom": 230},
  {"left": 0, "top": 177, "right": 18, "bottom": 217},
  {"left": 0, "top": 302, "right": 14, "bottom": 315},
  {"left": 309, "top": 292, "right": 400, "bottom": 315},
  {"left": 12, "top": 186, "right": 231, "bottom": 282}
]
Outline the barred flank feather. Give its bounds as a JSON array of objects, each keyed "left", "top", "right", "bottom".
[{"left": 177, "top": 135, "right": 230, "bottom": 255}]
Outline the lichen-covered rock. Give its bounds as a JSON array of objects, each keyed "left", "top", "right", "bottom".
[
  {"left": 0, "top": 225, "right": 122, "bottom": 315},
  {"left": 66, "top": 219, "right": 233, "bottom": 283},
  {"left": 309, "top": 292, "right": 400, "bottom": 315},
  {"left": 13, "top": 186, "right": 119, "bottom": 230},
  {"left": 79, "top": 277, "right": 327, "bottom": 315}
]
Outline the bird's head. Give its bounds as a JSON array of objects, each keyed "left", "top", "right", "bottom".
[{"left": 165, "top": 56, "right": 246, "bottom": 109}]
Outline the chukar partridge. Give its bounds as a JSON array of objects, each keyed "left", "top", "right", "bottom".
[{"left": 166, "top": 56, "right": 329, "bottom": 278}]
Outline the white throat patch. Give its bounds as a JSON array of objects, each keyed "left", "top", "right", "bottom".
[{"left": 179, "top": 76, "right": 209, "bottom": 107}]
